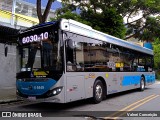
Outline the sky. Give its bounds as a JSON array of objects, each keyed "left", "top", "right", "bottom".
[{"left": 23, "top": 0, "right": 62, "bottom": 10}]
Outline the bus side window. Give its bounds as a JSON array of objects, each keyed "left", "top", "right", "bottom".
[
  {"left": 145, "top": 56, "right": 152, "bottom": 72},
  {"left": 132, "top": 59, "right": 138, "bottom": 71},
  {"left": 138, "top": 57, "right": 146, "bottom": 66},
  {"left": 66, "top": 41, "right": 75, "bottom": 71},
  {"left": 65, "top": 35, "right": 84, "bottom": 72}
]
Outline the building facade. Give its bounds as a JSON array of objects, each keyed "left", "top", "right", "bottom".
[{"left": 0, "top": 0, "right": 56, "bottom": 29}]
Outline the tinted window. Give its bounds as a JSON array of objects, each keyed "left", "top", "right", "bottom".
[{"left": 64, "top": 32, "right": 153, "bottom": 72}]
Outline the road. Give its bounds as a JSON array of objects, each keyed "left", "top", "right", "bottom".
[{"left": 0, "top": 81, "right": 160, "bottom": 120}]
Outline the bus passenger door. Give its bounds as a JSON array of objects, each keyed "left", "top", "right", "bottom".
[
  {"left": 66, "top": 75, "right": 85, "bottom": 102},
  {"left": 64, "top": 32, "right": 86, "bottom": 102}
]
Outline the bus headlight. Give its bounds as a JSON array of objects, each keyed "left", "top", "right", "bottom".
[
  {"left": 21, "top": 67, "right": 31, "bottom": 71},
  {"left": 21, "top": 68, "right": 26, "bottom": 71},
  {"left": 27, "top": 68, "right": 31, "bottom": 71},
  {"left": 18, "top": 79, "right": 22, "bottom": 81},
  {"left": 52, "top": 87, "right": 63, "bottom": 96}
]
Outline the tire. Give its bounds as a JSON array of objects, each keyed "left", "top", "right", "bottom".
[
  {"left": 92, "top": 80, "right": 104, "bottom": 104},
  {"left": 140, "top": 77, "right": 145, "bottom": 91}
]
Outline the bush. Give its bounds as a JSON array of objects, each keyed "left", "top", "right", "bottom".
[
  {"left": 157, "top": 74, "right": 160, "bottom": 80},
  {"left": 156, "top": 70, "right": 160, "bottom": 80}
]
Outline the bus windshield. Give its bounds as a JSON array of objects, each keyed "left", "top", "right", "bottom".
[{"left": 19, "top": 31, "right": 62, "bottom": 72}]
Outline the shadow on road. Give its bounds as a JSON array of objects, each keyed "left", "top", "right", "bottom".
[
  {"left": 21, "top": 88, "right": 151, "bottom": 111},
  {"left": 106, "top": 87, "right": 151, "bottom": 100},
  {"left": 8, "top": 88, "right": 152, "bottom": 119}
]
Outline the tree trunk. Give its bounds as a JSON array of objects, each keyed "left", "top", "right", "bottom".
[
  {"left": 37, "top": 0, "right": 55, "bottom": 23},
  {"left": 37, "top": 0, "right": 43, "bottom": 23}
]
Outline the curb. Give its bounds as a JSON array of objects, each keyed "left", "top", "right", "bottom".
[{"left": 0, "top": 99, "right": 22, "bottom": 104}]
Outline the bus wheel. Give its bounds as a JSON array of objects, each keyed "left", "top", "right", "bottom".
[
  {"left": 93, "top": 80, "right": 103, "bottom": 104},
  {"left": 140, "top": 77, "right": 145, "bottom": 91}
]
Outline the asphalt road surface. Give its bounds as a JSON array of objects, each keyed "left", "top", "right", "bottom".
[{"left": 0, "top": 81, "right": 160, "bottom": 120}]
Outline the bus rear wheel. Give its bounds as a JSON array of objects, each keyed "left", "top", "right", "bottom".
[
  {"left": 140, "top": 77, "right": 145, "bottom": 91},
  {"left": 93, "top": 80, "right": 103, "bottom": 104}
]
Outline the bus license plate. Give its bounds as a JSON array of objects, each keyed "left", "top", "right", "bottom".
[{"left": 28, "top": 96, "right": 36, "bottom": 101}]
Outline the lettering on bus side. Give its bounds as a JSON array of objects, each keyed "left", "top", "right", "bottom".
[
  {"left": 137, "top": 66, "right": 145, "bottom": 72},
  {"left": 33, "top": 86, "right": 45, "bottom": 90}
]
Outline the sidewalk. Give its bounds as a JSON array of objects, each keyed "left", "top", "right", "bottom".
[{"left": 0, "top": 87, "right": 18, "bottom": 104}]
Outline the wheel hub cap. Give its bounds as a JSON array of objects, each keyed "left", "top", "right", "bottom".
[{"left": 96, "top": 85, "right": 102, "bottom": 99}]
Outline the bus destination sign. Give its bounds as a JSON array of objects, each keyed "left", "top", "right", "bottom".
[{"left": 22, "top": 32, "right": 49, "bottom": 44}]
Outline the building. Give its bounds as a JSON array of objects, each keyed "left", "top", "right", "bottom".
[{"left": 0, "top": 0, "right": 60, "bottom": 29}]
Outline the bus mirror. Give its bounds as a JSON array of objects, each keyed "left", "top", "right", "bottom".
[
  {"left": 67, "top": 39, "right": 75, "bottom": 49},
  {"left": 4, "top": 45, "right": 8, "bottom": 57}
]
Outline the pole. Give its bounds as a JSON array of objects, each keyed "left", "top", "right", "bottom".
[{"left": 11, "top": 0, "right": 16, "bottom": 26}]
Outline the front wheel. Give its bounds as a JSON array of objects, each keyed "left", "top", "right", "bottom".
[
  {"left": 140, "top": 77, "right": 145, "bottom": 91},
  {"left": 92, "top": 80, "right": 104, "bottom": 104}
]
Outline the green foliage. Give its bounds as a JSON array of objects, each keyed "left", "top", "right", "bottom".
[
  {"left": 51, "top": 11, "right": 81, "bottom": 21},
  {"left": 52, "top": 0, "right": 160, "bottom": 41},
  {"left": 156, "top": 74, "right": 160, "bottom": 80},
  {"left": 136, "top": 17, "right": 160, "bottom": 41},
  {"left": 81, "top": 8, "right": 126, "bottom": 39},
  {"left": 153, "top": 38, "right": 160, "bottom": 69},
  {"left": 52, "top": 1, "right": 126, "bottom": 39},
  {"left": 123, "top": 0, "right": 160, "bottom": 40}
]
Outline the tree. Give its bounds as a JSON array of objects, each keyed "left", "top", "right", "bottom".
[
  {"left": 37, "top": 0, "right": 55, "bottom": 23},
  {"left": 59, "top": 0, "right": 160, "bottom": 40},
  {"left": 118, "top": 0, "right": 160, "bottom": 40},
  {"left": 53, "top": 0, "right": 160, "bottom": 41},
  {"left": 52, "top": 3, "right": 81, "bottom": 21},
  {"left": 153, "top": 38, "right": 160, "bottom": 69},
  {"left": 140, "top": 17, "right": 160, "bottom": 42},
  {"left": 53, "top": 0, "right": 126, "bottom": 39},
  {"left": 81, "top": 7, "right": 126, "bottom": 39}
]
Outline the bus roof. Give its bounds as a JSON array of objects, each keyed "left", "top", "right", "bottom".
[
  {"left": 19, "top": 21, "right": 57, "bottom": 33},
  {"left": 60, "top": 19, "right": 153, "bottom": 56}
]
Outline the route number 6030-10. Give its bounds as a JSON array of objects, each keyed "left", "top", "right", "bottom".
[{"left": 22, "top": 32, "right": 49, "bottom": 44}]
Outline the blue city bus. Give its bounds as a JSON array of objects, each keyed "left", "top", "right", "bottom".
[{"left": 16, "top": 19, "right": 155, "bottom": 103}]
